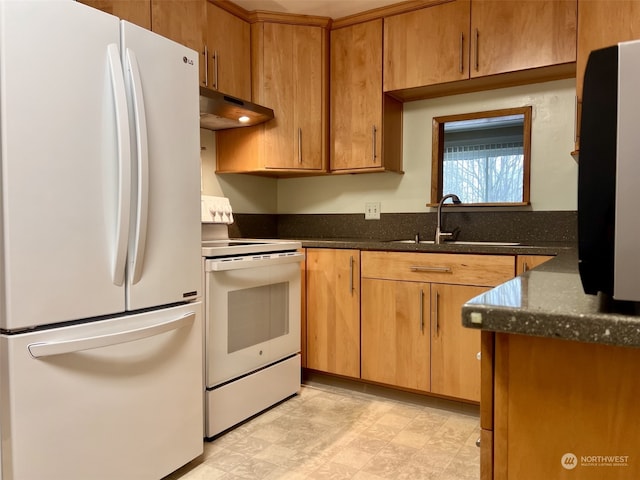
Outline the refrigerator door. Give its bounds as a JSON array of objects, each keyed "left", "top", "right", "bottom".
[
  {"left": 0, "top": 302, "right": 203, "bottom": 480},
  {"left": 121, "top": 22, "right": 202, "bottom": 311},
  {"left": 0, "top": 2, "right": 128, "bottom": 330}
]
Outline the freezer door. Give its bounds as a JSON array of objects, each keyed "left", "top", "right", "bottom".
[
  {"left": 0, "top": 2, "right": 128, "bottom": 329},
  {"left": 121, "top": 22, "right": 201, "bottom": 311},
  {"left": 0, "top": 302, "right": 203, "bottom": 480}
]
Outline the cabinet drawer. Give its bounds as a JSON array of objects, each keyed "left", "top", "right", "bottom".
[{"left": 361, "top": 251, "right": 514, "bottom": 286}]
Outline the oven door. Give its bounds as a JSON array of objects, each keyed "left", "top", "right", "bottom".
[{"left": 204, "top": 252, "right": 303, "bottom": 387}]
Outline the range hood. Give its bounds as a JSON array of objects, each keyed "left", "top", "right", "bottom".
[{"left": 199, "top": 87, "right": 274, "bottom": 131}]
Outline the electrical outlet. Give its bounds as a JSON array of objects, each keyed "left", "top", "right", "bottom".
[{"left": 365, "top": 202, "right": 381, "bottom": 220}]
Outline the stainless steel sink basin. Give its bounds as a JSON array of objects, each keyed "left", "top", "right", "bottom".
[{"left": 391, "top": 240, "right": 520, "bottom": 246}]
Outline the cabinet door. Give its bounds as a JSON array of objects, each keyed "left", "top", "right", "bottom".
[
  {"left": 470, "top": 0, "right": 576, "bottom": 78},
  {"left": 431, "top": 284, "right": 488, "bottom": 402},
  {"left": 516, "top": 255, "right": 554, "bottom": 275},
  {"left": 331, "top": 20, "right": 382, "bottom": 171},
  {"left": 362, "top": 279, "right": 430, "bottom": 391},
  {"left": 306, "top": 249, "right": 360, "bottom": 378},
  {"left": 79, "top": 0, "right": 151, "bottom": 29},
  {"left": 261, "top": 23, "right": 296, "bottom": 168},
  {"left": 206, "top": 2, "right": 251, "bottom": 99},
  {"left": 151, "top": 0, "right": 206, "bottom": 86},
  {"left": 261, "top": 23, "right": 325, "bottom": 170},
  {"left": 383, "top": 0, "right": 470, "bottom": 91},
  {"left": 294, "top": 25, "right": 325, "bottom": 170},
  {"left": 577, "top": 1, "right": 640, "bottom": 99}
]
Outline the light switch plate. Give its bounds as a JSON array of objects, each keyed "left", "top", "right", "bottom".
[{"left": 365, "top": 202, "right": 381, "bottom": 220}]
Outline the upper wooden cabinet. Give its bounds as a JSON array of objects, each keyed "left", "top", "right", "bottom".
[
  {"left": 78, "top": 0, "right": 151, "bottom": 29},
  {"left": 471, "top": 0, "right": 577, "bottom": 78},
  {"left": 205, "top": 2, "right": 251, "bottom": 99},
  {"left": 384, "top": 0, "right": 470, "bottom": 91},
  {"left": 384, "top": 0, "right": 577, "bottom": 93},
  {"left": 216, "top": 19, "right": 329, "bottom": 175},
  {"left": 574, "top": 1, "right": 640, "bottom": 151},
  {"left": 577, "top": 0, "right": 640, "bottom": 100},
  {"left": 151, "top": 0, "right": 207, "bottom": 86},
  {"left": 331, "top": 19, "right": 402, "bottom": 173}
]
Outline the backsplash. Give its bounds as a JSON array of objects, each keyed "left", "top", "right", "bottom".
[{"left": 231, "top": 211, "right": 577, "bottom": 244}]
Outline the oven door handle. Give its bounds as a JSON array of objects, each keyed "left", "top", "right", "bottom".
[{"left": 206, "top": 252, "right": 305, "bottom": 272}]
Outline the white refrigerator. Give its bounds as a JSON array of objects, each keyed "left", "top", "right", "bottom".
[{"left": 0, "top": 1, "right": 203, "bottom": 479}]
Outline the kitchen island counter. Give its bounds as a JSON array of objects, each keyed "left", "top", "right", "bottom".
[
  {"left": 460, "top": 248, "right": 640, "bottom": 480},
  {"left": 461, "top": 247, "right": 640, "bottom": 348}
]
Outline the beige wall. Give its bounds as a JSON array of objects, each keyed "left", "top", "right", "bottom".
[{"left": 201, "top": 78, "right": 577, "bottom": 214}]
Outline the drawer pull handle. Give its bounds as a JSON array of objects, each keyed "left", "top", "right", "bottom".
[{"left": 410, "top": 266, "right": 452, "bottom": 273}]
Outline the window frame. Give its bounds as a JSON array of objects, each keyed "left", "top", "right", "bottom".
[{"left": 430, "top": 106, "right": 532, "bottom": 207}]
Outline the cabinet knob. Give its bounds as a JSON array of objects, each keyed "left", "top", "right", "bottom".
[
  {"left": 476, "top": 437, "right": 481, "bottom": 448},
  {"left": 476, "top": 351, "right": 481, "bottom": 361}
]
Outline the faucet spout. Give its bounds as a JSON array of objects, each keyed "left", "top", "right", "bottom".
[{"left": 435, "top": 193, "right": 461, "bottom": 244}]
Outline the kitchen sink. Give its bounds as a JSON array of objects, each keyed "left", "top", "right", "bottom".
[{"left": 391, "top": 240, "right": 520, "bottom": 246}]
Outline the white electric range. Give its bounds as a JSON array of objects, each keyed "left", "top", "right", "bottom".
[{"left": 201, "top": 238, "right": 303, "bottom": 438}]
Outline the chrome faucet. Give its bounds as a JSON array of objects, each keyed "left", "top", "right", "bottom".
[{"left": 435, "top": 193, "right": 461, "bottom": 244}]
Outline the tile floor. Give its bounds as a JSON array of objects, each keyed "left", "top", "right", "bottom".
[{"left": 166, "top": 380, "right": 480, "bottom": 480}]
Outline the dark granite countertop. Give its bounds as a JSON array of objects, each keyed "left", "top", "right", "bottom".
[
  {"left": 461, "top": 248, "right": 640, "bottom": 348},
  {"left": 298, "top": 238, "right": 568, "bottom": 256}
]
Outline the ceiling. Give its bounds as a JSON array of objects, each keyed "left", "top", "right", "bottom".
[{"left": 229, "top": 0, "right": 402, "bottom": 19}]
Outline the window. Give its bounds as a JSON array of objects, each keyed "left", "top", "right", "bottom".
[{"left": 431, "top": 107, "right": 532, "bottom": 206}]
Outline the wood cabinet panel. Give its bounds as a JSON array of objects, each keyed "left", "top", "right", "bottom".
[
  {"left": 494, "top": 333, "right": 640, "bottom": 479},
  {"left": 384, "top": 0, "right": 470, "bottom": 91},
  {"left": 206, "top": 2, "right": 251, "bottom": 99},
  {"left": 361, "top": 279, "right": 430, "bottom": 391},
  {"left": 430, "top": 283, "right": 487, "bottom": 402},
  {"left": 331, "top": 20, "right": 402, "bottom": 173},
  {"left": 361, "top": 251, "right": 515, "bottom": 287},
  {"left": 384, "top": 0, "right": 576, "bottom": 99},
  {"left": 471, "top": 0, "right": 577, "bottom": 78},
  {"left": 480, "top": 428, "right": 493, "bottom": 480},
  {"left": 331, "top": 20, "right": 382, "bottom": 171},
  {"left": 306, "top": 249, "right": 360, "bottom": 378},
  {"left": 216, "top": 20, "right": 328, "bottom": 175},
  {"left": 151, "top": 0, "right": 206, "bottom": 85},
  {"left": 577, "top": 0, "right": 640, "bottom": 99},
  {"left": 79, "top": 0, "right": 151, "bottom": 29},
  {"left": 516, "top": 254, "right": 554, "bottom": 275}
]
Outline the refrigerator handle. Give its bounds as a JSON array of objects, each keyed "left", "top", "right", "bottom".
[
  {"left": 107, "top": 44, "right": 132, "bottom": 287},
  {"left": 125, "top": 48, "right": 149, "bottom": 285},
  {"left": 27, "top": 312, "right": 196, "bottom": 358}
]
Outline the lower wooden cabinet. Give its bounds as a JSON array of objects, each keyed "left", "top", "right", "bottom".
[
  {"left": 516, "top": 254, "right": 553, "bottom": 275},
  {"left": 488, "top": 333, "right": 640, "bottom": 479},
  {"left": 360, "top": 251, "right": 514, "bottom": 401},
  {"left": 431, "top": 283, "right": 489, "bottom": 402},
  {"left": 361, "top": 278, "right": 430, "bottom": 391},
  {"left": 306, "top": 249, "right": 360, "bottom": 378}
]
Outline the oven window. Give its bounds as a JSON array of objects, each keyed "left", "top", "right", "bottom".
[{"left": 227, "top": 282, "right": 290, "bottom": 353}]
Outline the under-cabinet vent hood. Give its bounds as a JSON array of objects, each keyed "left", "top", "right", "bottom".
[{"left": 199, "top": 87, "right": 274, "bottom": 130}]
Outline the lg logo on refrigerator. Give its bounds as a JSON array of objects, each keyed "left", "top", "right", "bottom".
[{"left": 182, "top": 56, "right": 194, "bottom": 66}]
